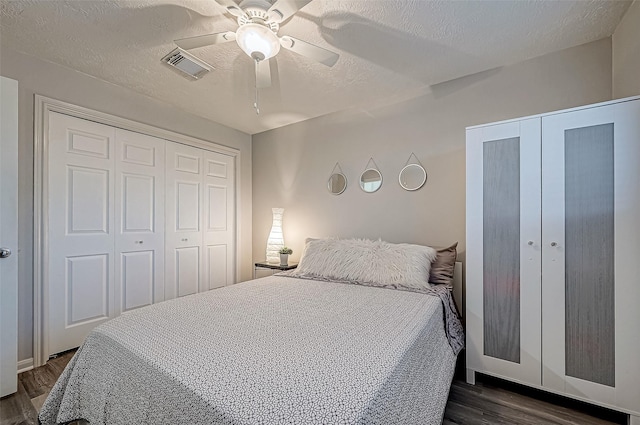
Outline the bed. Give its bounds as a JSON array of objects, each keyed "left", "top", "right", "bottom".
[{"left": 39, "top": 238, "right": 463, "bottom": 425}]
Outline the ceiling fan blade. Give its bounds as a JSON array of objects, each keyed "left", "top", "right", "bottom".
[
  {"left": 175, "top": 31, "right": 236, "bottom": 50},
  {"left": 256, "top": 59, "right": 272, "bottom": 89},
  {"left": 268, "top": 0, "right": 312, "bottom": 24},
  {"left": 280, "top": 36, "right": 339, "bottom": 67},
  {"left": 213, "top": 0, "right": 247, "bottom": 18}
]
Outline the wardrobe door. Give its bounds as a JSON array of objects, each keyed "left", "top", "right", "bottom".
[
  {"left": 542, "top": 99, "right": 640, "bottom": 414},
  {"left": 165, "top": 143, "right": 204, "bottom": 299},
  {"left": 202, "top": 150, "right": 235, "bottom": 290},
  {"left": 114, "top": 129, "right": 165, "bottom": 314},
  {"left": 48, "top": 113, "right": 116, "bottom": 355},
  {"left": 466, "top": 118, "right": 542, "bottom": 386}
]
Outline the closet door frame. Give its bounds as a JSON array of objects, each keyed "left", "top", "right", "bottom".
[
  {"left": 466, "top": 118, "right": 542, "bottom": 387},
  {"left": 33, "top": 95, "right": 242, "bottom": 368}
]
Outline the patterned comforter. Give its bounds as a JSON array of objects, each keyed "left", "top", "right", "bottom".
[{"left": 40, "top": 276, "right": 458, "bottom": 425}]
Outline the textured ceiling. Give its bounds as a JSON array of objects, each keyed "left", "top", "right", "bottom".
[{"left": 0, "top": 0, "right": 631, "bottom": 134}]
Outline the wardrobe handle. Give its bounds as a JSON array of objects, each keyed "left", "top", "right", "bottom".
[
  {"left": 527, "top": 241, "right": 534, "bottom": 246},
  {"left": 550, "top": 242, "right": 558, "bottom": 247}
]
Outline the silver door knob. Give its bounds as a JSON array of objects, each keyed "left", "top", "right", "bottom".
[
  {"left": 527, "top": 241, "right": 534, "bottom": 246},
  {"left": 0, "top": 248, "right": 12, "bottom": 258},
  {"left": 550, "top": 242, "right": 558, "bottom": 247}
]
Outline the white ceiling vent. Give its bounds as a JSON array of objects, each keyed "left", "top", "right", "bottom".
[{"left": 161, "top": 48, "right": 212, "bottom": 80}]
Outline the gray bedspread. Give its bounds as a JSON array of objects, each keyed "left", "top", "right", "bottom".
[
  {"left": 278, "top": 271, "right": 464, "bottom": 355},
  {"left": 40, "top": 276, "right": 458, "bottom": 425}
]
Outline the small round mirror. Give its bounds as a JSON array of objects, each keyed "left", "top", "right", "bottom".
[
  {"left": 360, "top": 169, "right": 383, "bottom": 193},
  {"left": 399, "top": 164, "right": 427, "bottom": 191},
  {"left": 327, "top": 173, "right": 347, "bottom": 195}
]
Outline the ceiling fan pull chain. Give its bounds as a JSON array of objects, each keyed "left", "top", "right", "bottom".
[{"left": 254, "top": 59, "right": 260, "bottom": 115}]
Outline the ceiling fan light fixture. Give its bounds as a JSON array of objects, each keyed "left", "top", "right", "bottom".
[{"left": 236, "top": 23, "right": 280, "bottom": 61}]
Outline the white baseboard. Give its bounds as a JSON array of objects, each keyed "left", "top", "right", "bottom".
[{"left": 17, "top": 358, "right": 34, "bottom": 374}]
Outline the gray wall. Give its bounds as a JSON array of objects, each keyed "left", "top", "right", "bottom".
[
  {"left": 0, "top": 47, "right": 253, "bottom": 363},
  {"left": 613, "top": 0, "right": 640, "bottom": 98},
  {"left": 252, "top": 39, "right": 612, "bottom": 265}
]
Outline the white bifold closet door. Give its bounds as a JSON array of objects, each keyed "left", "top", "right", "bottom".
[
  {"left": 48, "top": 114, "right": 117, "bottom": 355},
  {"left": 165, "top": 142, "right": 235, "bottom": 300},
  {"left": 48, "top": 114, "right": 164, "bottom": 355},
  {"left": 114, "top": 129, "right": 165, "bottom": 315},
  {"left": 48, "top": 112, "right": 235, "bottom": 356}
]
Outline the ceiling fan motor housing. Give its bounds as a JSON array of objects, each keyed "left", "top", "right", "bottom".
[{"left": 238, "top": 0, "right": 280, "bottom": 26}]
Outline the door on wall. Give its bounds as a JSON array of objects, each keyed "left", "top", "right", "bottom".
[
  {"left": 164, "top": 143, "right": 236, "bottom": 299},
  {"left": 47, "top": 114, "right": 166, "bottom": 355},
  {"left": 0, "top": 76, "right": 19, "bottom": 397},
  {"left": 202, "top": 150, "right": 235, "bottom": 291},
  {"left": 165, "top": 143, "right": 204, "bottom": 299},
  {"left": 114, "top": 129, "right": 165, "bottom": 315},
  {"left": 48, "top": 113, "right": 117, "bottom": 355},
  {"left": 46, "top": 111, "right": 236, "bottom": 356}
]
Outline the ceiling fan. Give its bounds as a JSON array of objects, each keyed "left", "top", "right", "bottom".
[{"left": 174, "top": 0, "right": 339, "bottom": 111}]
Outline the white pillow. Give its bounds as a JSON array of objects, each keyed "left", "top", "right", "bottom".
[{"left": 290, "top": 238, "right": 437, "bottom": 290}]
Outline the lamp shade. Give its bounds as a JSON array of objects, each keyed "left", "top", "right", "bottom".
[
  {"left": 236, "top": 23, "right": 281, "bottom": 61},
  {"left": 266, "top": 208, "right": 285, "bottom": 263}
]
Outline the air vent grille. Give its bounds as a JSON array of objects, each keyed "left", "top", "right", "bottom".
[{"left": 161, "top": 48, "right": 212, "bottom": 80}]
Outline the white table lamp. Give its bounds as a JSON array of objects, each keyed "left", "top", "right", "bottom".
[{"left": 266, "top": 208, "right": 285, "bottom": 263}]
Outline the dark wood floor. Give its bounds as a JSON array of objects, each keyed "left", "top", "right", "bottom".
[
  {"left": 0, "top": 350, "right": 628, "bottom": 425},
  {"left": 444, "top": 372, "right": 626, "bottom": 425},
  {"left": 0, "top": 350, "right": 76, "bottom": 425}
]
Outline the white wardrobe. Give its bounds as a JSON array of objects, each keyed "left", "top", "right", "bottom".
[
  {"left": 47, "top": 112, "right": 236, "bottom": 356},
  {"left": 466, "top": 97, "right": 640, "bottom": 421}
]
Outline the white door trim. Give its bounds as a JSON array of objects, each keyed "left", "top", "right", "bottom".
[
  {"left": 33, "top": 95, "right": 242, "bottom": 367},
  {"left": 1, "top": 76, "right": 19, "bottom": 396}
]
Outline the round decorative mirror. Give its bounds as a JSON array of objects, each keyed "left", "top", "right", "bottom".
[
  {"left": 327, "top": 173, "right": 347, "bottom": 195},
  {"left": 360, "top": 169, "right": 383, "bottom": 193},
  {"left": 399, "top": 163, "right": 427, "bottom": 191}
]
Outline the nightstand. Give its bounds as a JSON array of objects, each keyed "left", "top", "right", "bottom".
[{"left": 254, "top": 261, "right": 298, "bottom": 279}]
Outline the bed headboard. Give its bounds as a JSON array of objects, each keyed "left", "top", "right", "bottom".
[{"left": 453, "top": 262, "right": 463, "bottom": 316}]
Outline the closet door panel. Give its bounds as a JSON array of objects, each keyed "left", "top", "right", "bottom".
[
  {"left": 115, "top": 129, "right": 165, "bottom": 313},
  {"left": 206, "top": 245, "right": 227, "bottom": 290},
  {"left": 120, "top": 251, "right": 154, "bottom": 311},
  {"left": 564, "top": 124, "right": 615, "bottom": 387},
  {"left": 202, "top": 151, "right": 235, "bottom": 291},
  {"left": 482, "top": 137, "right": 521, "bottom": 363},
  {"left": 176, "top": 246, "right": 200, "bottom": 297},
  {"left": 65, "top": 254, "right": 109, "bottom": 325},
  {"left": 48, "top": 113, "right": 116, "bottom": 355},
  {"left": 165, "top": 143, "right": 203, "bottom": 299},
  {"left": 466, "top": 118, "right": 542, "bottom": 386},
  {"left": 177, "top": 182, "right": 200, "bottom": 231},
  {"left": 542, "top": 99, "right": 640, "bottom": 414}
]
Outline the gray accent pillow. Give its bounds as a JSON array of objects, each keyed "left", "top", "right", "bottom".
[{"left": 429, "top": 242, "right": 458, "bottom": 285}]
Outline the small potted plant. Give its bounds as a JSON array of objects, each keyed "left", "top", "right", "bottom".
[{"left": 279, "top": 247, "right": 293, "bottom": 266}]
